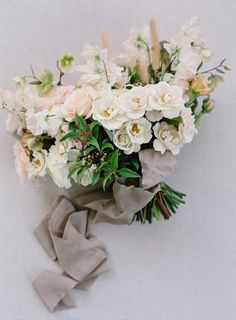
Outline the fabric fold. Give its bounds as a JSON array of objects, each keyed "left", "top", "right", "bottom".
[{"left": 33, "top": 150, "right": 177, "bottom": 311}]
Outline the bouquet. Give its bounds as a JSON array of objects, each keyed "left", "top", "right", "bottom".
[
  {"left": 1, "top": 17, "right": 230, "bottom": 312},
  {"left": 1, "top": 17, "right": 229, "bottom": 224}
]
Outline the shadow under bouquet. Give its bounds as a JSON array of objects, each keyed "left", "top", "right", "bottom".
[{"left": 1, "top": 17, "right": 229, "bottom": 224}]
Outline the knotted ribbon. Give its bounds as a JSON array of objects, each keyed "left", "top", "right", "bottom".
[{"left": 33, "top": 150, "right": 176, "bottom": 311}]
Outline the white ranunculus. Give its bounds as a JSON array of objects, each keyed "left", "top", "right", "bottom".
[
  {"left": 120, "top": 86, "right": 148, "bottom": 119},
  {"left": 153, "top": 122, "right": 183, "bottom": 155},
  {"left": 113, "top": 127, "right": 135, "bottom": 155},
  {"left": 47, "top": 145, "right": 71, "bottom": 188},
  {"left": 148, "top": 82, "right": 185, "bottom": 119},
  {"left": 178, "top": 108, "right": 197, "bottom": 143},
  {"left": 92, "top": 94, "right": 127, "bottom": 130},
  {"left": 25, "top": 109, "right": 49, "bottom": 136},
  {"left": 80, "top": 164, "right": 97, "bottom": 187},
  {"left": 125, "top": 117, "right": 152, "bottom": 144},
  {"left": 28, "top": 150, "right": 47, "bottom": 179}
]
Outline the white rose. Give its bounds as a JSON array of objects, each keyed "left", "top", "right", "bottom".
[
  {"left": 148, "top": 82, "right": 185, "bottom": 119},
  {"left": 178, "top": 108, "right": 197, "bottom": 143},
  {"left": 28, "top": 150, "right": 47, "bottom": 179},
  {"left": 120, "top": 86, "right": 148, "bottom": 119},
  {"left": 125, "top": 117, "right": 152, "bottom": 144},
  {"left": 153, "top": 122, "right": 183, "bottom": 155},
  {"left": 80, "top": 164, "right": 97, "bottom": 187},
  {"left": 92, "top": 94, "right": 127, "bottom": 130},
  {"left": 113, "top": 127, "right": 135, "bottom": 155}
]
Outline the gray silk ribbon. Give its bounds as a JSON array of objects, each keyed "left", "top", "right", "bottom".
[{"left": 33, "top": 150, "right": 176, "bottom": 311}]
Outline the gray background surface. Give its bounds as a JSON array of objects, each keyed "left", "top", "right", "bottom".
[{"left": 0, "top": 0, "right": 235, "bottom": 319}]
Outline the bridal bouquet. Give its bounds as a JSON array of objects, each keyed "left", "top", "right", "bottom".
[{"left": 1, "top": 17, "right": 229, "bottom": 223}]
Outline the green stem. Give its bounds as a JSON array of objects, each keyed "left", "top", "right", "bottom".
[{"left": 102, "top": 60, "right": 110, "bottom": 84}]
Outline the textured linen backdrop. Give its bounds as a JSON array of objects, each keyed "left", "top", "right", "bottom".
[{"left": 0, "top": 0, "right": 235, "bottom": 319}]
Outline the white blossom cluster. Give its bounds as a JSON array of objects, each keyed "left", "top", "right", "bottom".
[{"left": 1, "top": 17, "right": 225, "bottom": 188}]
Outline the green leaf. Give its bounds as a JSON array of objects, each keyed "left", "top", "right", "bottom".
[
  {"left": 87, "top": 135, "right": 100, "bottom": 151},
  {"left": 118, "top": 168, "right": 140, "bottom": 179},
  {"left": 92, "top": 125, "right": 100, "bottom": 140},
  {"left": 75, "top": 113, "right": 87, "bottom": 130},
  {"left": 109, "top": 150, "right": 119, "bottom": 170},
  {"left": 68, "top": 122, "right": 77, "bottom": 131},
  {"left": 89, "top": 121, "right": 100, "bottom": 131},
  {"left": 130, "top": 160, "right": 140, "bottom": 170},
  {"left": 92, "top": 171, "right": 100, "bottom": 185},
  {"left": 77, "top": 167, "right": 87, "bottom": 184},
  {"left": 216, "top": 68, "right": 225, "bottom": 74},
  {"left": 104, "top": 128, "right": 113, "bottom": 141},
  {"left": 83, "top": 145, "right": 96, "bottom": 155},
  {"left": 101, "top": 143, "right": 114, "bottom": 151},
  {"left": 29, "top": 80, "right": 41, "bottom": 85},
  {"left": 151, "top": 204, "right": 163, "bottom": 221},
  {"left": 60, "top": 130, "right": 79, "bottom": 141},
  {"left": 68, "top": 166, "right": 80, "bottom": 178},
  {"left": 102, "top": 174, "right": 112, "bottom": 190},
  {"left": 98, "top": 162, "right": 109, "bottom": 172}
]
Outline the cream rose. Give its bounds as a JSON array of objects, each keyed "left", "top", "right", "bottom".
[
  {"left": 148, "top": 82, "right": 185, "bottom": 119},
  {"left": 120, "top": 86, "right": 148, "bottom": 119},
  {"left": 125, "top": 117, "right": 152, "bottom": 144},
  {"left": 113, "top": 127, "right": 136, "bottom": 155},
  {"left": 27, "top": 150, "right": 47, "bottom": 179},
  {"left": 62, "top": 88, "right": 93, "bottom": 122},
  {"left": 92, "top": 94, "right": 127, "bottom": 130},
  {"left": 153, "top": 122, "right": 183, "bottom": 155}
]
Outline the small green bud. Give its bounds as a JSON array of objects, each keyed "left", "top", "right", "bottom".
[{"left": 58, "top": 53, "right": 75, "bottom": 73}]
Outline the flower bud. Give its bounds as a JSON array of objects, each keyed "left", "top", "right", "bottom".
[
  {"left": 223, "top": 64, "right": 231, "bottom": 71},
  {"left": 191, "top": 74, "right": 213, "bottom": 95},
  {"left": 202, "top": 98, "right": 215, "bottom": 113},
  {"left": 13, "top": 77, "right": 26, "bottom": 89},
  {"left": 200, "top": 48, "right": 212, "bottom": 61}
]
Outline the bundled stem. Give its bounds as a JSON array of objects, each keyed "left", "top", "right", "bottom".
[{"left": 133, "top": 183, "right": 186, "bottom": 224}]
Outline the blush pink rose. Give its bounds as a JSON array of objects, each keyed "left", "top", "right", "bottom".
[
  {"left": 14, "top": 141, "right": 29, "bottom": 183},
  {"left": 35, "top": 85, "right": 74, "bottom": 111},
  {"left": 62, "top": 88, "right": 93, "bottom": 122}
]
